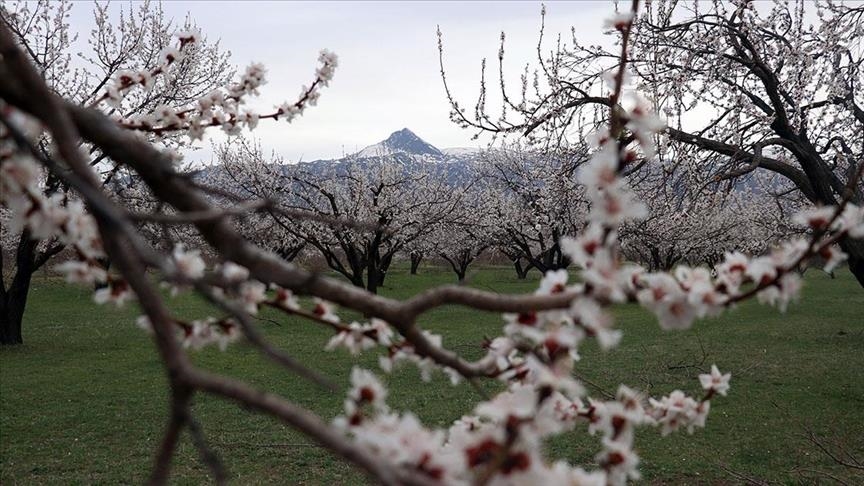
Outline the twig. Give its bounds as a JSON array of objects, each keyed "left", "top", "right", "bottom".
[{"left": 186, "top": 412, "right": 229, "bottom": 485}]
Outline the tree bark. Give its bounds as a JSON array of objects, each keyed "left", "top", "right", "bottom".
[
  {"left": 409, "top": 252, "right": 423, "bottom": 275},
  {"left": 842, "top": 238, "right": 864, "bottom": 287},
  {"left": 0, "top": 234, "right": 38, "bottom": 345},
  {"left": 366, "top": 247, "right": 379, "bottom": 295},
  {"left": 514, "top": 257, "right": 532, "bottom": 280},
  {"left": 0, "top": 276, "right": 31, "bottom": 345},
  {"left": 442, "top": 252, "right": 470, "bottom": 283}
]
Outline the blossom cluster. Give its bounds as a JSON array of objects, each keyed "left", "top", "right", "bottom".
[
  {"left": 0, "top": 146, "right": 133, "bottom": 301},
  {"left": 329, "top": 359, "right": 728, "bottom": 484},
  {"left": 136, "top": 314, "right": 241, "bottom": 351},
  {"left": 97, "top": 30, "right": 338, "bottom": 142},
  {"left": 98, "top": 29, "right": 201, "bottom": 109}
]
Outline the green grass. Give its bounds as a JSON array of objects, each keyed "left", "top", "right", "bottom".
[{"left": 2, "top": 265, "right": 863, "bottom": 484}]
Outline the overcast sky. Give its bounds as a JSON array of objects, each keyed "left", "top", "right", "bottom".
[{"left": 69, "top": 1, "right": 614, "bottom": 163}]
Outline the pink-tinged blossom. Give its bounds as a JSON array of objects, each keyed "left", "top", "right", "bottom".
[
  {"left": 746, "top": 256, "right": 777, "bottom": 286},
  {"left": 536, "top": 269, "right": 569, "bottom": 295},
  {"left": 113, "top": 70, "right": 138, "bottom": 89},
  {"left": 673, "top": 266, "right": 711, "bottom": 292},
  {"left": 578, "top": 143, "right": 620, "bottom": 192},
  {"left": 347, "top": 367, "right": 389, "bottom": 414},
  {"left": 343, "top": 412, "right": 448, "bottom": 482},
  {"left": 215, "top": 320, "right": 242, "bottom": 350},
  {"left": 276, "top": 102, "right": 301, "bottom": 122},
  {"left": 771, "top": 238, "right": 809, "bottom": 268},
  {"left": 0, "top": 156, "right": 40, "bottom": 195},
  {"left": 837, "top": 204, "right": 864, "bottom": 238},
  {"left": 219, "top": 261, "right": 250, "bottom": 282},
  {"left": 699, "top": 365, "right": 731, "bottom": 396},
  {"left": 55, "top": 260, "right": 107, "bottom": 285},
  {"left": 187, "top": 119, "right": 205, "bottom": 140},
  {"left": 271, "top": 285, "right": 300, "bottom": 311},
  {"left": 23, "top": 194, "right": 66, "bottom": 240},
  {"left": 581, "top": 248, "right": 628, "bottom": 303},
  {"left": 238, "top": 111, "right": 260, "bottom": 130},
  {"left": 104, "top": 85, "right": 123, "bottom": 108},
  {"left": 221, "top": 119, "right": 242, "bottom": 136},
  {"left": 316, "top": 49, "right": 339, "bottom": 86},
  {"left": 503, "top": 310, "right": 546, "bottom": 344},
  {"left": 380, "top": 331, "right": 445, "bottom": 382},
  {"left": 198, "top": 90, "right": 224, "bottom": 111},
  {"left": 63, "top": 201, "right": 104, "bottom": 259},
  {"left": 483, "top": 336, "right": 518, "bottom": 372},
  {"left": 176, "top": 28, "right": 201, "bottom": 44},
  {"left": 637, "top": 273, "right": 697, "bottom": 330},
  {"left": 93, "top": 279, "right": 133, "bottom": 307},
  {"left": 616, "top": 265, "right": 644, "bottom": 296},
  {"left": 819, "top": 245, "right": 847, "bottom": 273},
  {"left": 715, "top": 251, "right": 749, "bottom": 292},
  {"left": 238, "top": 280, "right": 267, "bottom": 314},
  {"left": 603, "top": 12, "right": 635, "bottom": 31},
  {"left": 571, "top": 298, "right": 621, "bottom": 349},
  {"left": 756, "top": 273, "right": 801, "bottom": 312},
  {"left": 312, "top": 298, "right": 340, "bottom": 323},
  {"left": 590, "top": 186, "right": 648, "bottom": 225},
  {"left": 646, "top": 390, "right": 706, "bottom": 436},
  {"left": 325, "top": 320, "right": 392, "bottom": 356},
  {"left": 171, "top": 245, "right": 206, "bottom": 280},
  {"left": 153, "top": 105, "right": 181, "bottom": 127},
  {"left": 654, "top": 298, "right": 698, "bottom": 331},
  {"left": 625, "top": 95, "right": 666, "bottom": 158},
  {"left": 686, "top": 280, "right": 726, "bottom": 318},
  {"left": 183, "top": 320, "right": 213, "bottom": 350},
  {"left": 524, "top": 355, "right": 585, "bottom": 399},
  {"left": 560, "top": 224, "right": 606, "bottom": 268},
  {"left": 547, "top": 462, "right": 607, "bottom": 486},
  {"left": 596, "top": 438, "right": 641, "bottom": 485},
  {"left": 158, "top": 46, "right": 182, "bottom": 67},
  {"left": 475, "top": 383, "right": 538, "bottom": 423},
  {"left": 792, "top": 206, "right": 836, "bottom": 230}
]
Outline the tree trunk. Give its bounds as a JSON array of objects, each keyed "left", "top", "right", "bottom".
[
  {"left": 1, "top": 234, "right": 38, "bottom": 345},
  {"left": 514, "top": 258, "right": 532, "bottom": 280},
  {"left": 276, "top": 243, "right": 306, "bottom": 262},
  {"left": 409, "top": 252, "right": 423, "bottom": 275},
  {"left": 366, "top": 252, "right": 379, "bottom": 295},
  {"left": 0, "top": 276, "right": 31, "bottom": 345},
  {"left": 442, "top": 253, "right": 469, "bottom": 283},
  {"left": 377, "top": 251, "right": 395, "bottom": 287},
  {"left": 649, "top": 247, "right": 661, "bottom": 272},
  {"left": 842, "top": 238, "right": 864, "bottom": 287}
]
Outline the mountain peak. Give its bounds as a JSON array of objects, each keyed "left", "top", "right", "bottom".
[{"left": 357, "top": 128, "right": 442, "bottom": 157}]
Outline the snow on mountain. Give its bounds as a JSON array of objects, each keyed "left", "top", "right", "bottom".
[
  {"left": 441, "top": 147, "right": 484, "bottom": 156},
  {"left": 356, "top": 128, "right": 444, "bottom": 158},
  {"left": 195, "top": 128, "right": 486, "bottom": 187}
]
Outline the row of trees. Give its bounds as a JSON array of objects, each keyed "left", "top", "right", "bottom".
[
  {"left": 205, "top": 140, "right": 793, "bottom": 291},
  {"left": 438, "top": 0, "right": 864, "bottom": 284}
]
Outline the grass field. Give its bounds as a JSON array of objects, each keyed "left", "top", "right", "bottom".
[{"left": 2, "top": 265, "right": 863, "bottom": 485}]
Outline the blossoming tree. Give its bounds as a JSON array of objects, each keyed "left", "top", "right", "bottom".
[
  {"left": 1, "top": 2, "right": 863, "bottom": 485},
  {"left": 214, "top": 142, "right": 469, "bottom": 294},
  {"left": 439, "top": 0, "right": 864, "bottom": 285},
  {"left": 480, "top": 145, "right": 589, "bottom": 274},
  {"left": 0, "top": 0, "right": 232, "bottom": 344}
]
